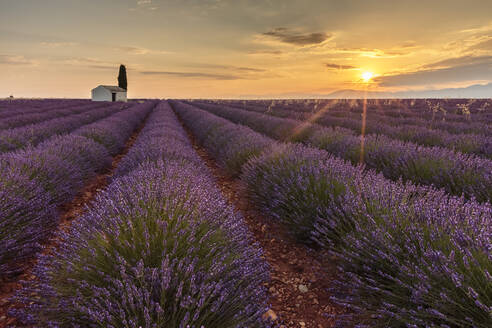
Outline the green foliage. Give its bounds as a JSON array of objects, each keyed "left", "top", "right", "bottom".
[{"left": 118, "top": 64, "right": 128, "bottom": 90}]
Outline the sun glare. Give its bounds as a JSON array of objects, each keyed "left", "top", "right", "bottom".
[{"left": 361, "top": 71, "right": 374, "bottom": 82}]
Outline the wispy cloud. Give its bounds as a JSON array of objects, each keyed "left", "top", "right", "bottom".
[
  {"left": 60, "top": 57, "right": 117, "bottom": 70},
  {"left": 114, "top": 46, "right": 171, "bottom": 55},
  {"left": 261, "top": 27, "right": 332, "bottom": 46},
  {"left": 325, "top": 63, "right": 358, "bottom": 70},
  {"left": 330, "top": 47, "right": 413, "bottom": 58},
  {"left": 466, "top": 38, "right": 492, "bottom": 52},
  {"left": 423, "top": 55, "right": 492, "bottom": 69},
  {"left": 376, "top": 55, "right": 492, "bottom": 87},
  {"left": 139, "top": 70, "right": 241, "bottom": 80},
  {"left": 247, "top": 42, "right": 415, "bottom": 59},
  {"left": 130, "top": 0, "right": 157, "bottom": 11},
  {"left": 0, "top": 54, "right": 36, "bottom": 66},
  {"left": 459, "top": 21, "right": 492, "bottom": 34},
  {"left": 235, "top": 66, "right": 266, "bottom": 72},
  {"left": 184, "top": 63, "right": 266, "bottom": 72},
  {"left": 247, "top": 49, "right": 284, "bottom": 56},
  {"left": 40, "top": 41, "right": 79, "bottom": 47}
]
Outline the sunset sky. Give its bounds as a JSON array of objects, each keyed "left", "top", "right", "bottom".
[{"left": 2, "top": 0, "right": 492, "bottom": 98}]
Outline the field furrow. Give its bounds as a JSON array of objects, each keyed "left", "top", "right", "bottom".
[
  {"left": 179, "top": 113, "right": 344, "bottom": 327},
  {"left": 0, "top": 101, "right": 155, "bottom": 280},
  {"left": 188, "top": 101, "right": 492, "bottom": 203},
  {"left": 0, "top": 104, "right": 151, "bottom": 327},
  {"left": 170, "top": 99, "right": 492, "bottom": 328},
  {"left": 0, "top": 102, "right": 136, "bottom": 153},
  {"left": 9, "top": 101, "right": 270, "bottom": 327},
  {"left": 0, "top": 102, "right": 108, "bottom": 130},
  {"left": 0, "top": 100, "right": 92, "bottom": 120}
]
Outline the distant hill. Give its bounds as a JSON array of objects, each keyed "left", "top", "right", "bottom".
[
  {"left": 238, "top": 83, "right": 492, "bottom": 99},
  {"left": 326, "top": 83, "right": 492, "bottom": 99}
]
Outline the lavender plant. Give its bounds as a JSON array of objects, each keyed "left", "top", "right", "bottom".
[
  {"left": 114, "top": 101, "right": 202, "bottom": 177},
  {"left": 37, "top": 135, "right": 112, "bottom": 180},
  {"left": 188, "top": 101, "right": 492, "bottom": 202},
  {"left": 0, "top": 151, "right": 84, "bottom": 204},
  {"left": 171, "top": 101, "right": 274, "bottom": 177},
  {"left": 0, "top": 102, "right": 106, "bottom": 130},
  {"left": 73, "top": 102, "right": 153, "bottom": 155},
  {"left": 0, "top": 171, "right": 57, "bottom": 276},
  {"left": 323, "top": 190, "right": 492, "bottom": 327},
  {"left": 0, "top": 101, "right": 155, "bottom": 278},
  {"left": 0, "top": 99, "right": 91, "bottom": 120},
  {"left": 12, "top": 101, "right": 270, "bottom": 327},
  {"left": 0, "top": 102, "right": 126, "bottom": 153},
  {"left": 241, "top": 143, "right": 363, "bottom": 243},
  {"left": 175, "top": 100, "right": 492, "bottom": 327}
]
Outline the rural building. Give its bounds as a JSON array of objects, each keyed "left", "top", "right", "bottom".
[{"left": 91, "top": 85, "right": 127, "bottom": 102}]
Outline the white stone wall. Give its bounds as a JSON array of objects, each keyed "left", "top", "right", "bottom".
[
  {"left": 91, "top": 86, "right": 111, "bottom": 101},
  {"left": 115, "top": 91, "right": 127, "bottom": 102},
  {"left": 91, "top": 86, "right": 127, "bottom": 102}
]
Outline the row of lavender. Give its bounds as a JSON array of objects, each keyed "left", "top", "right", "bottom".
[
  {"left": 0, "top": 101, "right": 107, "bottom": 130},
  {"left": 0, "top": 99, "right": 91, "bottom": 119},
  {"left": 171, "top": 100, "right": 492, "bottom": 328},
  {"left": 311, "top": 105, "right": 492, "bottom": 134},
  {"left": 199, "top": 100, "right": 492, "bottom": 157},
  {"left": 323, "top": 117, "right": 491, "bottom": 158},
  {"left": 284, "top": 104, "right": 492, "bottom": 156},
  {"left": 189, "top": 101, "right": 492, "bottom": 203},
  {"left": 0, "top": 102, "right": 130, "bottom": 153},
  {"left": 0, "top": 101, "right": 155, "bottom": 278},
  {"left": 12, "top": 101, "right": 270, "bottom": 327},
  {"left": 217, "top": 98, "right": 492, "bottom": 121},
  {"left": 313, "top": 108, "right": 492, "bottom": 138},
  {"left": 214, "top": 99, "right": 492, "bottom": 134}
]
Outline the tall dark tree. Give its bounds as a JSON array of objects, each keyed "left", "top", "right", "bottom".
[{"left": 118, "top": 64, "right": 127, "bottom": 90}]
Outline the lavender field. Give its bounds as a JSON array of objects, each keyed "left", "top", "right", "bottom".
[{"left": 0, "top": 98, "right": 491, "bottom": 328}]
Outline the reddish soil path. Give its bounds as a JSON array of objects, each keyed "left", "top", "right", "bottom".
[
  {"left": 0, "top": 119, "right": 148, "bottom": 327},
  {"left": 181, "top": 125, "right": 344, "bottom": 328}
]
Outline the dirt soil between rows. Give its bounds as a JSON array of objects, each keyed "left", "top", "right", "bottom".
[{"left": 179, "top": 120, "right": 345, "bottom": 328}]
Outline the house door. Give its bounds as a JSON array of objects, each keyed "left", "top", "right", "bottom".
[{"left": 111, "top": 93, "right": 116, "bottom": 102}]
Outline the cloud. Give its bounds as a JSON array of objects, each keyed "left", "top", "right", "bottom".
[
  {"left": 460, "top": 22, "right": 492, "bottom": 34},
  {"left": 130, "top": 0, "right": 157, "bottom": 11},
  {"left": 247, "top": 49, "right": 284, "bottom": 56},
  {"left": 184, "top": 63, "right": 266, "bottom": 72},
  {"left": 139, "top": 64, "right": 274, "bottom": 81},
  {"left": 262, "top": 27, "right": 332, "bottom": 46},
  {"left": 115, "top": 46, "right": 171, "bottom": 55},
  {"left": 400, "top": 40, "right": 418, "bottom": 48},
  {"left": 139, "top": 71, "right": 241, "bottom": 80},
  {"left": 61, "top": 57, "right": 117, "bottom": 70},
  {"left": 0, "top": 55, "right": 35, "bottom": 66},
  {"left": 423, "top": 55, "right": 492, "bottom": 69},
  {"left": 290, "top": 45, "right": 414, "bottom": 58},
  {"left": 337, "top": 47, "right": 410, "bottom": 58},
  {"left": 467, "top": 38, "right": 492, "bottom": 51},
  {"left": 235, "top": 66, "right": 266, "bottom": 72},
  {"left": 40, "top": 42, "right": 78, "bottom": 47},
  {"left": 325, "top": 63, "right": 358, "bottom": 70},
  {"left": 117, "top": 46, "right": 150, "bottom": 55},
  {"left": 376, "top": 55, "right": 492, "bottom": 87}
]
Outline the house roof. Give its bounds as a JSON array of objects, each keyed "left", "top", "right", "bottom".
[{"left": 98, "top": 85, "right": 127, "bottom": 92}]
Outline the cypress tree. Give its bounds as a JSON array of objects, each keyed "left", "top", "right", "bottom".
[{"left": 118, "top": 64, "right": 127, "bottom": 90}]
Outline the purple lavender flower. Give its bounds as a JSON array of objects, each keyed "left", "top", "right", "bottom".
[{"left": 12, "top": 102, "right": 270, "bottom": 327}]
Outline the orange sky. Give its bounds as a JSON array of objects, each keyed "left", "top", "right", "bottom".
[{"left": 1, "top": 0, "right": 492, "bottom": 98}]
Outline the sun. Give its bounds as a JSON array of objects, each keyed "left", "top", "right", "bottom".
[{"left": 361, "top": 71, "right": 374, "bottom": 82}]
